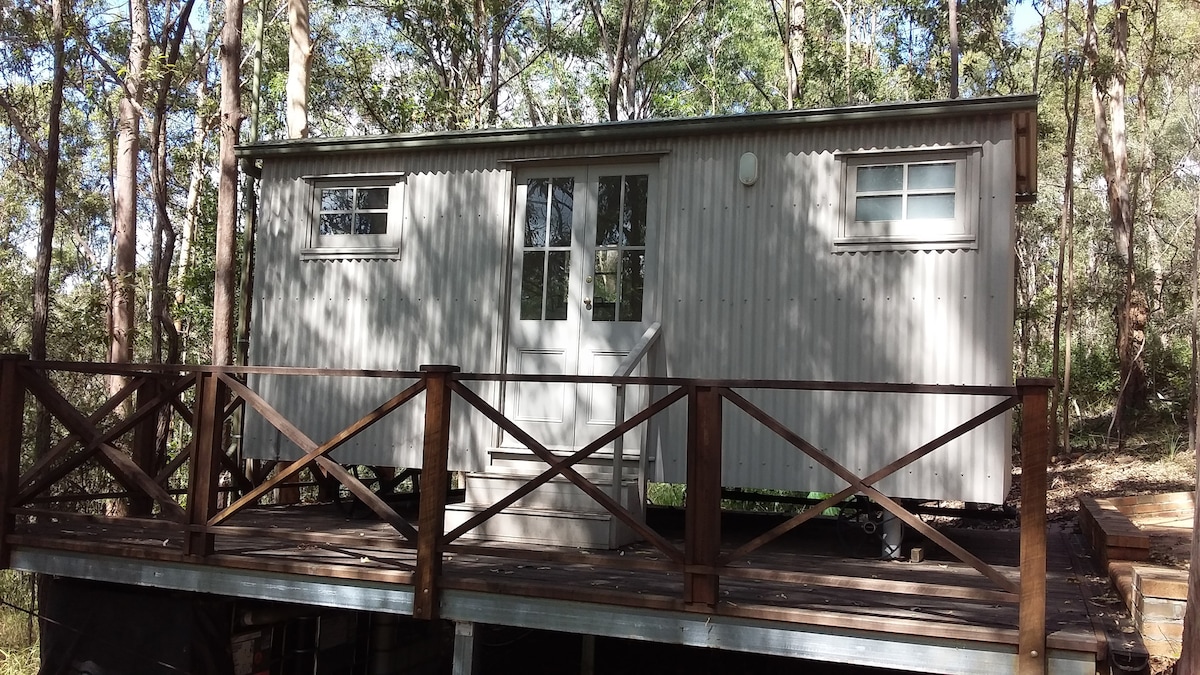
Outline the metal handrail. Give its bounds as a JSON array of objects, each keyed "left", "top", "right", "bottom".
[{"left": 609, "top": 323, "right": 662, "bottom": 543}]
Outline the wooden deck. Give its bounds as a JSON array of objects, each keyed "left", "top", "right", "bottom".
[
  {"left": 10, "top": 502, "right": 1105, "bottom": 674},
  {"left": 0, "top": 358, "right": 1109, "bottom": 674}
]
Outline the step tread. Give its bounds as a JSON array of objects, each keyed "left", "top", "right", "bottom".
[{"left": 445, "top": 503, "right": 617, "bottom": 521}]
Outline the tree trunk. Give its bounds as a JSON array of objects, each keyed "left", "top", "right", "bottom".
[
  {"left": 175, "top": 46, "right": 211, "bottom": 343},
  {"left": 1084, "top": 0, "right": 1142, "bottom": 440},
  {"left": 110, "top": 0, "right": 151, "bottom": 382},
  {"left": 785, "top": 0, "right": 806, "bottom": 108},
  {"left": 948, "top": 0, "right": 959, "bottom": 98},
  {"left": 607, "top": 0, "right": 634, "bottom": 121},
  {"left": 1051, "top": 0, "right": 1083, "bottom": 454},
  {"left": 1180, "top": 182, "right": 1200, "bottom": 675},
  {"left": 213, "top": 0, "right": 244, "bottom": 366},
  {"left": 286, "top": 0, "right": 311, "bottom": 139},
  {"left": 32, "top": 0, "right": 66, "bottom": 458}
]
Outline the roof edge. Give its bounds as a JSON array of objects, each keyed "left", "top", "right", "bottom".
[{"left": 237, "top": 94, "right": 1038, "bottom": 159}]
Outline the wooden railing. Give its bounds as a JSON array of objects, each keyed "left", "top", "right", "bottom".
[{"left": 0, "top": 355, "right": 1054, "bottom": 675}]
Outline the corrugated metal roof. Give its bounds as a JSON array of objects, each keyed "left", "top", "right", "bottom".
[{"left": 236, "top": 95, "right": 1037, "bottom": 159}]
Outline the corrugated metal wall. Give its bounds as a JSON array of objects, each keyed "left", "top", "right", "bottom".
[{"left": 244, "top": 112, "right": 1017, "bottom": 503}]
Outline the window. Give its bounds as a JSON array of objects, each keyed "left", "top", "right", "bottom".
[
  {"left": 520, "top": 177, "right": 574, "bottom": 321},
  {"left": 837, "top": 148, "right": 979, "bottom": 250},
  {"left": 592, "top": 173, "right": 647, "bottom": 322},
  {"left": 302, "top": 174, "right": 405, "bottom": 259}
]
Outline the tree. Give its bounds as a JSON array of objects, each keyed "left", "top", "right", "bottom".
[
  {"left": 287, "top": 0, "right": 312, "bottom": 138},
  {"left": 213, "top": 0, "right": 244, "bottom": 365},
  {"left": 110, "top": 0, "right": 151, "bottom": 386}
]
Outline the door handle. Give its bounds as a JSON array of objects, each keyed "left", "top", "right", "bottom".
[{"left": 584, "top": 298, "right": 592, "bottom": 310}]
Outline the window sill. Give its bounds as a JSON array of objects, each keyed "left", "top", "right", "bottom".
[
  {"left": 832, "top": 235, "right": 977, "bottom": 252},
  {"left": 300, "top": 247, "right": 401, "bottom": 261}
]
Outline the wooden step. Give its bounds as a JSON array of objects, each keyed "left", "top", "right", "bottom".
[
  {"left": 443, "top": 503, "right": 638, "bottom": 548},
  {"left": 461, "top": 470, "right": 640, "bottom": 515},
  {"left": 488, "top": 447, "right": 650, "bottom": 480}
]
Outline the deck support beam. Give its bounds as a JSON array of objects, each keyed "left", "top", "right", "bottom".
[
  {"left": 0, "top": 355, "right": 27, "bottom": 568},
  {"left": 185, "top": 371, "right": 224, "bottom": 557},
  {"left": 414, "top": 365, "right": 457, "bottom": 620},
  {"left": 1017, "top": 378, "right": 1052, "bottom": 675},
  {"left": 452, "top": 621, "right": 481, "bottom": 675},
  {"left": 130, "top": 378, "right": 160, "bottom": 516},
  {"left": 684, "top": 385, "right": 722, "bottom": 609}
]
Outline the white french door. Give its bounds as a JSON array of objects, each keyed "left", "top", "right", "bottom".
[{"left": 504, "top": 165, "right": 656, "bottom": 450}]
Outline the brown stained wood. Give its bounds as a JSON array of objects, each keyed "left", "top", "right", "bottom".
[
  {"left": 443, "top": 575, "right": 688, "bottom": 614},
  {"left": 0, "top": 355, "right": 27, "bottom": 567},
  {"left": 14, "top": 508, "right": 184, "bottom": 532},
  {"left": 719, "top": 566, "right": 1018, "bottom": 604},
  {"left": 130, "top": 379, "right": 160, "bottom": 516},
  {"left": 1017, "top": 384, "right": 1049, "bottom": 675},
  {"left": 721, "top": 392, "right": 1019, "bottom": 562},
  {"left": 444, "top": 543, "right": 680, "bottom": 574},
  {"left": 93, "top": 444, "right": 186, "bottom": 520},
  {"left": 311, "top": 456, "right": 417, "bottom": 541},
  {"left": 684, "top": 386, "right": 721, "bottom": 609},
  {"left": 722, "top": 388, "right": 1019, "bottom": 594},
  {"left": 155, "top": 441, "right": 192, "bottom": 484},
  {"left": 19, "top": 374, "right": 188, "bottom": 519},
  {"left": 197, "top": 524, "right": 417, "bottom": 551},
  {"left": 16, "top": 374, "right": 144, "bottom": 493},
  {"left": 414, "top": 366, "right": 455, "bottom": 620},
  {"left": 17, "top": 373, "right": 196, "bottom": 504},
  {"left": 186, "top": 372, "right": 223, "bottom": 557},
  {"left": 216, "top": 447, "right": 254, "bottom": 495},
  {"left": 441, "top": 383, "right": 686, "bottom": 545},
  {"left": 211, "top": 374, "right": 426, "bottom": 524}
]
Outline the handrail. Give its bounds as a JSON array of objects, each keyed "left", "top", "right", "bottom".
[
  {"left": 610, "top": 322, "right": 662, "bottom": 538},
  {"left": 613, "top": 322, "right": 662, "bottom": 378}
]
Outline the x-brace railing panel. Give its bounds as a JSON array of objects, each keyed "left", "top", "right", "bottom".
[
  {"left": 447, "top": 380, "right": 686, "bottom": 564},
  {"left": 211, "top": 374, "right": 425, "bottom": 541},
  {"left": 720, "top": 388, "right": 1021, "bottom": 595},
  {"left": 17, "top": 369, "right": 196, "bottom": 520}
]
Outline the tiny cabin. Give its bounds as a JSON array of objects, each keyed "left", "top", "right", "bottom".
[{"left": 238, "top": 95, "right": 1038, "bottom": 547}]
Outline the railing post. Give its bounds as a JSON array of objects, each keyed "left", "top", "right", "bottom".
[
  {"left": 185, "top": 370, "right": 224, "bottom": 558},
  {"left": 414, "top": 365, "right": 457, "bottom": 621},
  {"left": 1017, "top": 377, "right": 1052, "bottom": 675},
  {"left": 129, "top": 378, "right": 161, "bottom": 516},
  {"left": 684, "top": 385, "right": 722, "bottom": 610},
  {"left": 0, "top": 355, "right": 28, "bottom": 569}
]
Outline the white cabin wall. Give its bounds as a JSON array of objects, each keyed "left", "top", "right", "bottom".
[{"left": 650, "top": 114, "right": 1016, "bottom": 503}]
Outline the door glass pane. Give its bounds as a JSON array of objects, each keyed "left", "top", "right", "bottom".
[
  {"left": 524, "top": 179, "right": 548, "bottom": 247},
  {"left": 596, "top": 176, "right": 622, "bottom": 246},
  {"left": 855, "top": 195, "right": 902, "bottom": 221},
  {"left": 549, "top": 178, "right": 574, "bottom": 246},
  {"left": 856, "top": 165, "right": 903, "bottom": 192},
  {"left": 623, "top": 175, "right": 648, "bottom": 246},
  {"left": 908, "top": 163, "right": 956, "bottom": 190},
  {"left": 619, "top": 251, "right": 644, "bottom": 321},
  {"left": 546, "top": 251, "right": 571, "bottom": 320},
  {"left": 520, "top": 251, "right": 545, "bottom": 320},
  {"left": 593, "top": 250, "right": 618, "bottom": 322},
  {"left": 907, "top": 194, "right": 956, "bottom": 219}
]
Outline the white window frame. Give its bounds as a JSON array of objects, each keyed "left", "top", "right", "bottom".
[
  {"left": 301, "top": 173, "right": 406, "bottom": 260},
  {"left": 835, "top": 147, "right": 981, "bottom": 251}
]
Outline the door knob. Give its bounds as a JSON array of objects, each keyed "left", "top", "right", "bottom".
[{"left": 584, "top": 298, "right": 592, "bottom": 310}]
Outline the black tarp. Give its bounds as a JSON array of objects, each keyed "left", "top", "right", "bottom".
[{"left": 40, "top": 577, "right": 234, "bottom": 675}]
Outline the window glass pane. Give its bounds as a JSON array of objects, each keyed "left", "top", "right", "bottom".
[
  {"left": 907, "top": 194, "right": 956, "bottom": 219},
  {"left": 908, "top": 163, "right": 956, "bottom": 190},
  {"left": 321, "top": 213, "right": 352, "bottom": 235},
  {"left": 524, "top": 179, "right": 548, "bottom": 247},
  {"left": 856, "top": 165, "right": 903, "bottom": 192},
  {"left": 549, "top": 178, "right": 574, "bottom": 247},
  {"left": 855, "top": 195, "right": 902, "bottom": 221},
  {"left": 623, "top": 174, "right": 648, "bottom": 246},
  {"left": 355, "top": 213, "right": 388, "bottom": 234},
  {"left": 596, "top": 176, "right": 622, "bottom": 246},
  {"left": 321, "top": 188, "right": 354, "bottom": 211},
  {"left": 545, "top": 251, "right": 570, "bottom": 320},
  {"left": 618, "top": 251, "right": 644, "bottom": 322},
  {"left": 357, "top": 187, "right": 390, "bottom": 210},
  {"left": 593, "top": 250, "right": 619, "bottom": 322},
  {"left": 520, "top": 251, "right": 545, "bottom": 320}
]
